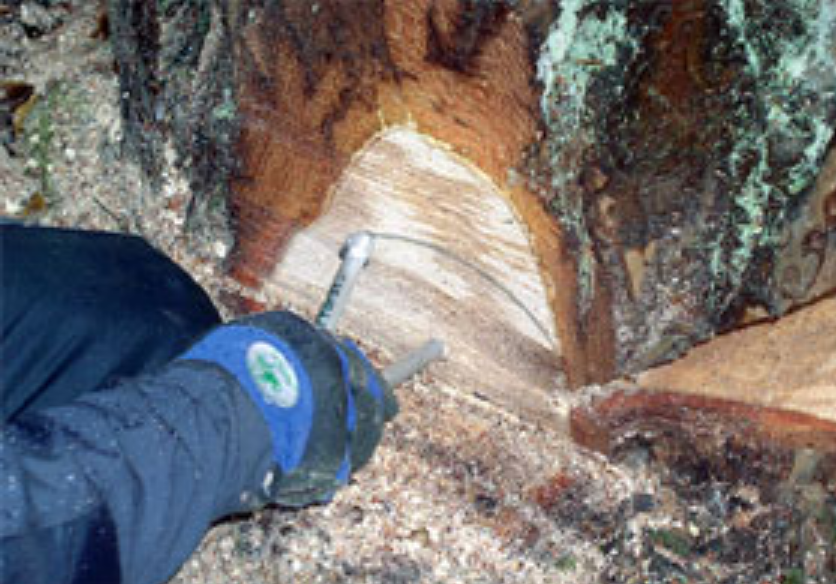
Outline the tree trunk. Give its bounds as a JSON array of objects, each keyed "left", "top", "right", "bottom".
[{"left": 109, "top": 1, "right": 835, "bottom": 411}]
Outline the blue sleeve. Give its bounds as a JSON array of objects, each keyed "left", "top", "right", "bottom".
[{"left": 0, "top": 362, "right": 274, "bottom": 584}]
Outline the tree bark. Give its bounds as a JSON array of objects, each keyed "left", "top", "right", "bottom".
[{"left": 109, "top": 0, "right": 836, "bottom": 390}]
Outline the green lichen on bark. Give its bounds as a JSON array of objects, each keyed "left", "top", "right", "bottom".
[
  {"left": 529, "top": 0, "right": 836, "bottom": 373},
  {"left": 713, "top": 0, "right": 836, "bottom": 310},
  {"left": 534, "top": 0, "right": 647, "bottom": 317}
]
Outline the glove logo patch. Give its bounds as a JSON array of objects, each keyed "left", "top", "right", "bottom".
[{"left": 246, "top": 341, "right": 300, "bottom": 408}]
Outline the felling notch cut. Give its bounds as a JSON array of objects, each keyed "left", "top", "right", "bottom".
[{"left": 268, "top": 129, "right": 566, "bottom": 430}]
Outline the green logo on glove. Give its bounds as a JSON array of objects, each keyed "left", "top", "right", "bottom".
[{"left": 246, "top": 342, "right": 300, "bottom": 408}]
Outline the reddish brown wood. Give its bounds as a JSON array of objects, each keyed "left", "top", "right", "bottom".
[
  {"left": 227, "top": 0, "right": 615, "bottom": 387},
  {"left": 572, "top": 388, "right": 836, "bottom": 460}
]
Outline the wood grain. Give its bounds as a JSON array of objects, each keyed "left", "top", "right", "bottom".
[{"left": 269, "top": 128, "right": 566, "bottom": 430}]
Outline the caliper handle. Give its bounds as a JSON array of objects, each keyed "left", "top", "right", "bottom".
[
  {"left": 382, "top": 339, "right": 445, "bottom": 388},
  {"left": 316, "top": 231, "right": 375, "bottom": 331}
]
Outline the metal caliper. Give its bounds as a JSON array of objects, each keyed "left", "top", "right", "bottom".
[{"left": 315, "top": 231, "right": 445, "bottom": 388}]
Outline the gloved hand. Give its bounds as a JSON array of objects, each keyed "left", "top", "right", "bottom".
[{"left": 178, "top": 311, "right": 397, "bottom": 508}]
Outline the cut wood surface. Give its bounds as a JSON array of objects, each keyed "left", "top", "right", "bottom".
[
  {"left": 638, "top": 296, "right": 836, "bottom": 423},
  {"left": 269, "top": 128, "right": 566, "bottom": 429},
  {"left": 570, "top": 296, "right": 836, "bottom": 465}
]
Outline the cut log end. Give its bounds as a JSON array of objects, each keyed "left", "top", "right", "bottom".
[
  {"left": 572, "top": 296, "right": 836, "bottom": 477},
  {"left": 266, "top": 128, "right": 567, "bottom": 429},
  {"left": 227, "top": 0, "right": 615, "bottom": 388}
]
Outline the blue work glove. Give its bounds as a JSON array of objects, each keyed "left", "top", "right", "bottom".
[{"left": 178, "top": 311, "right": 397, "bottom": 508}]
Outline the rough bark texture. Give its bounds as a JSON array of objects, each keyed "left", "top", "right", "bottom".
[{"left": 109, "top": 0, "right": 836, "bottom": 388}]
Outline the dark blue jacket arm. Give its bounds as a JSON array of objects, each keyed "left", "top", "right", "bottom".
[{"left": 0, "top": 362, "right": 274, "bottom": 584}]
